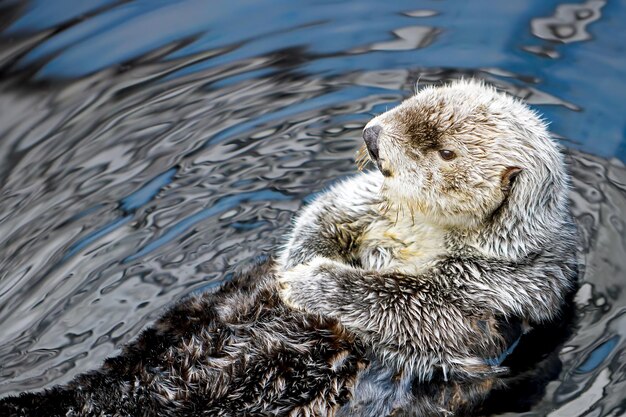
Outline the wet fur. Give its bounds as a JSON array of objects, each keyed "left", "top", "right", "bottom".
[
  {"left": 0, "top": 81, "right": 578, "bottom": 416},
  {"left": 278, "top": 80, "right": 578, "bottom": 415},
  {"left": 0, "top": 262, "right": 573, "bottom": 417},
  {"left": 0, "top": 262, "right": 367, "bottom": 416}
]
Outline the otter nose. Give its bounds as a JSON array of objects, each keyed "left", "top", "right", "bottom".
[{"left": 363, "top": 125, "right": 382, "bottom": 161}]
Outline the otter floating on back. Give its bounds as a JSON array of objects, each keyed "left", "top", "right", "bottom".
[{"left": 0, "top": 80, "right": 578, "bottom": 417}]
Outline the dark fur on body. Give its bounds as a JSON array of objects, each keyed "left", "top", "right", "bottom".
[
  {"left": 0, "top": 260, "right": 575, "bottom": 417},
  {"left": 0, "top": 261, "right": 367, "bottom": 416}
]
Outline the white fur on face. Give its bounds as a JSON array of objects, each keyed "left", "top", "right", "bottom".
[{"left": 365, "top": 79, "right": 561, "bottom": 229}]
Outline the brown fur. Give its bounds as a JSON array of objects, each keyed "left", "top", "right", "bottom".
[{"left": 0, "top": 260, "right": 367, "bottom": 417}]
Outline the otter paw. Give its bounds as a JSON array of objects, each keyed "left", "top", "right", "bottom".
[
  {"left": 277, "top": 263, "right": 309, "bottom": 310},
  {"left": 277, "top": 257, "right": 332, "bottom": 312}
]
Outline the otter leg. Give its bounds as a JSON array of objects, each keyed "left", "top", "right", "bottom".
[
  {"left": 277, "top": 254, "right": 574, "bottom": 378},
  {"left": 278, "top": 172, "right": 382, "bottom": 270}
]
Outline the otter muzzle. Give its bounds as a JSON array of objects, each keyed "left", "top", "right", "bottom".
[{"left": 363, "top": 125, "right": 381, "bottom": 162}]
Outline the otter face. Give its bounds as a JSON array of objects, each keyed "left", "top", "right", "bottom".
[{"left": 361, "top": 80, "right": 557, "bottom": 229}]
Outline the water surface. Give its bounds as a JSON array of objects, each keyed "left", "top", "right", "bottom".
[{"left": 0, "top": 1, "right": 625, "bottom": 415}]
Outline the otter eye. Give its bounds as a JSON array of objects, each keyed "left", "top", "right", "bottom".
[{"left": 438, "top": 149, "right": 456, "bottom": 161}]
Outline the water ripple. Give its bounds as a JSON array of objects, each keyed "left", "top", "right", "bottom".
[{"left": 0, "top": 2, "right": 625, "bottom": 416}]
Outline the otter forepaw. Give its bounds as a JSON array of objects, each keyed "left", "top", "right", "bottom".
[
  {"left": 277, "top": 263, "right": 311, "bottom": 311},
  {"left": 277, "top": 257, "right": 335, "bottom": 312}
]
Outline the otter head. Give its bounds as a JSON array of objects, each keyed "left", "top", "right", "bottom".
[{"left": 360, "top": 79, "right": 567, "bottom": 232}]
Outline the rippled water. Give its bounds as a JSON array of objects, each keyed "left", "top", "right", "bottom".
[{"left": 0, "top": 1, "right": 624, "bottom": 415}]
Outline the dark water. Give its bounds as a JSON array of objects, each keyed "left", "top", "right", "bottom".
[{"left": 0, "top": 0, "right": 624, "bottom": 415}]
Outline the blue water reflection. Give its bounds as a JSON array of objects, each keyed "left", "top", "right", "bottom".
[
  {"left": 0, "top": 1, "right": 625, "bottom": 416},
  {"left": 4, "top": 0, "right": 624, "bottom": 158}
]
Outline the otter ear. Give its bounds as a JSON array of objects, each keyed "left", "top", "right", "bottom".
[{"left": 501, "top": 167, "right": 523, "bottom": 193}]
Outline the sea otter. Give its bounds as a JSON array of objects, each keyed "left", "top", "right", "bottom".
[
  {"left": 0, "top": 80, "right": 578, "bottom": 416},
  {"left": 277, "top": 79, "right": 578, "bottom": 415}
]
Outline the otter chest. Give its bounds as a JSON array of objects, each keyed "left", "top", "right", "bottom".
[{"left": 358, "top": 217, "right": 446, "bottom": 274}]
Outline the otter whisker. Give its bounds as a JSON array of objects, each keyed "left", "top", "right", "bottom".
[
  {"left": 414, "top": 75, "right": 423, "bottom": 94},
  {"left": 355, "top": 144, "right": 371, "bottom": 171},
  {"left": 393, "top": 203, "right": 400, "bottom": 226},
  {"left": 379, "top": 197, "right": 391, "bottom": 217}
]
